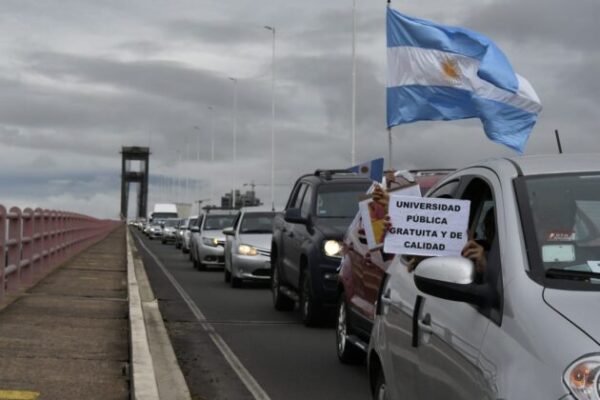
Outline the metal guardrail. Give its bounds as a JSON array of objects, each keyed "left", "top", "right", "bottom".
[{"left": 0, "top": 205, "right": 121, "bottom": 303}]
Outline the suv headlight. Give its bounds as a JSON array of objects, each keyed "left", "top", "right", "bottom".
[
  {"left": 323, "top": 240, "right": 342, "bottom": 258},
  {"left": 564, "top": 354, "right": 600, "bottom": 400},
  {"left": 202, "top": 237, "right": 219, "bottom": 247},
  {"left": 238, "top": 244, "right": 258, "bottom": 256}
]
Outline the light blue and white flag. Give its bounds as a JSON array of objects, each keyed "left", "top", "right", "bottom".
[
  {"left": 386, "top": 8, "right": 542, "bottom": 153},
  {"left": 350, "top": 157, "right": 385, "bottom": 182}
]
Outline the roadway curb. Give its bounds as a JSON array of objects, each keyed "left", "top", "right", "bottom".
[{"left": 126, "top": 229, "right": 192, "bottom": 400}]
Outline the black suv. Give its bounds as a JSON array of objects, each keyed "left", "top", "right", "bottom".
[{"left": 271, "top": 170, "right": 372, "bottom": 326}]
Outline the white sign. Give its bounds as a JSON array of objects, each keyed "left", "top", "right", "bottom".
[
  {"left": 383, "top": 195, "right": 471, "bottom": 257},
  {"left": 359, "top": 184, "right": 421, "bottom": 250}
]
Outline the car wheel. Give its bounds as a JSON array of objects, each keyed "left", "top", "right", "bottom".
[
  {"left": 224, "top": 268, "right": 231, "bottom": 282},
  {"left": 300, "top": 269, "right": 324, "bottom": 327},
  {"left": 336, "top": 294, "right": 364, "bottom": 364},
  {"left": 272, "top": 265, "right": 294, "bottom": 311},
  {"left": 161, "top": 239, "right": 166, "bottom": 244},
  {"left": 373, "top": 370, "right": 389, "bottom": 400}
]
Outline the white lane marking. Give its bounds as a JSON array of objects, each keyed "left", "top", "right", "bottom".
[{"left": 134, "top": 235, "right": 272, "bottom": 400}]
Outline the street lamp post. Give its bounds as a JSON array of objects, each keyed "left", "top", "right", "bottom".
[
  {"left": 208, "top": 106, "right": 216, "bottom": 205},
  {"left": 193, "top": 125, "right": 201, "bottom": 203},
  {"left": 229, "top": 77, "right": 238, "bottom": 209},
  {"left": 264, "top": 25, "right": 276, "bottom": 210}
]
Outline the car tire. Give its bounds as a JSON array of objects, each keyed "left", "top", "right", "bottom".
[
  {"left": 272, "top": 264, "right": 294, "bottom": 311},
  {"left": 224, "top": 268, "right": 231, "bottom": 282},
  {"left": 373, "top": 369, "right": 389, "bottom": 400},
  {"left": 300, "top": 269, "right": 324, "bottom": 327},
  {"left": 231, "top": 277, "right": 242, "bottom": 288},
  {"left": 161, "top": 239, "right": 166, "bottom": 244},
  {"left": 336, "top": 294, "right": 364, "bottom": 364}
]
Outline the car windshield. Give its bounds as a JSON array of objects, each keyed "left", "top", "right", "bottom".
[
  {"left": 521, "top": 173, "right": 600, "bottom": 285},
  {"left": 315, "top": 184, "right": 370, "bottom": 218},
  {"left": 187, "top": 218, "right": 197, "bottom": 228},
  {"left": 204, "top": 214, "right": 236, "bottom": 230},
  {"left": 240, "top": 212, "right": 275, "bottom": 234}
]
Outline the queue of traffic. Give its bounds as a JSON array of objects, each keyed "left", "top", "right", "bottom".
[{"left": 132, "top": 154, "right": 600, "bottom": 400}]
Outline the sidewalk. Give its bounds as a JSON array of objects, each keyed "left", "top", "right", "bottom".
[{"left": 0, "top": 226, "right": 129, "bottom": 400}]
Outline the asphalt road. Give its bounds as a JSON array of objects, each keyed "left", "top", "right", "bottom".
[{"left": 132, "top": 230, "right": 371, "bottom": 400}]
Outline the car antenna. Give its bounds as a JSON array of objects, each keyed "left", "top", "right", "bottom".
[{"left": 554, "top": 129, "right": 563, "bottom": 154}]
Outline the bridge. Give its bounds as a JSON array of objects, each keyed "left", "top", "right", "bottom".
[{"left": 0, "top": 198, "right": 369, "bottom": 400}]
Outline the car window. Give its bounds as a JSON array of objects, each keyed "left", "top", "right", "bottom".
[
  {"left": 232, "top": 213, "right": 242, "bottom": 229},
  {"left": 300, "top": 186, "right": 313, "bottom": 218},
  {"left": 240, "top": 212, "right": 276, "bottom": 234},
  {"left": 456, "top": 177, "right": 502, "bottom": 324},
  {"left": 518, "top": 173, "right": 600, "bottom": 288},
  {"left": 203, "top": 214, "right": 236, "bottom": 230},
  {"left": 428, "top": 179, "right": 460, "bottom": 199},
  {"left": 315, "top": 183, "right": 368, "bottom": 218},
  {"left": 291, "top": 184, "right": 307, "bottom": 209}
]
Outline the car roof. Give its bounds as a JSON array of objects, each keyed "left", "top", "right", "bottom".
[
  {"left": 463, "top": 154, "right": 600, "bottom": 178},
  {"left": 240, "top": 206, "right": 277, "bottom": 213},
  {"left": 299, "top": 172, "right": 372, "bottom": 186},
  {"left": 203, "top": 209, "right": 238, "bottom": 216}
]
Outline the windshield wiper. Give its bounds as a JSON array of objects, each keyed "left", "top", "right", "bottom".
[{"left": 545, "top": 268, "right": 600, "bottom": 281}]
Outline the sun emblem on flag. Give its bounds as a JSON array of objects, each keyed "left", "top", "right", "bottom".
[
  {"left": 441, "top": 58, "right": 461, "bottom": 84},
  {"left": 360, "top": 166, "right": 370, "bottom": 174}
]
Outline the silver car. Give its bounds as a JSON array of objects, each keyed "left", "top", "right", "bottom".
[
  {"left": 190, "top": 210, "right": 237, "bottom": 270},
  {"left": 160, "top": 218, "right": 179, "bottom": 244},
  {"left": 368, "top": 154, "right": 600, "bottom": 400},
  {"left": 178, "top": 216, "right": 198, "bottom": 253},
  {"left": 223, "top": 207, "right": 277, "bottom": 288}
]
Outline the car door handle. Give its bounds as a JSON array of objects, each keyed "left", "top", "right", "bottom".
[{"left": 418, "top": 313, "right": 433, "bottom": 335}]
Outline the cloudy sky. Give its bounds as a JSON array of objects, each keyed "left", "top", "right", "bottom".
[{"left": 0, "top": 0, "right": 598, "bottom": 218}]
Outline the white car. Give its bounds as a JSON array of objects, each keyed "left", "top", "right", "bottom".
[
  {"left": 368, "top": 154, "right": 600, "bottom": 400},
  {"left": 223, "top": 207, "right": 278, "bottom": 288},
  {"left": 190, "top": 209, "right": 238, "bottom": 270}
]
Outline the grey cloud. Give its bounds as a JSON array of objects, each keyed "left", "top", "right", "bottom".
[
  {"left": 165, "top": 18, "right": 268, "bottom": 46},
  {"left": 464, "top": 0, "right": 600, "bottom": 49}
]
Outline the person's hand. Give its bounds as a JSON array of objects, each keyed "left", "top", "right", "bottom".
[
  {"left": 372, "top": 185, "right": 389, "bottom": 207},
  {"left": 461, "top": 240, "right": 486, "bottom": 273}
]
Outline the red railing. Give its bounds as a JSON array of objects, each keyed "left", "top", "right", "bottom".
[{"left": 0, "top": 206, "right": 121, "bottom": 303}]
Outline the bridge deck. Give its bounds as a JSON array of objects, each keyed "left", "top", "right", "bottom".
[{"left": 0, "top": 226, "right": 129, "bottom": 400}]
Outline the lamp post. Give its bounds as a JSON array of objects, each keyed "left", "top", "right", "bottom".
[
  {"left": 264, "top": 25, "right": 276, "bottom": 210},
  {"left": 193, "top": 125, "right": 201, "bottom": 203},
  {"left": 208, "top": 106, "right": 216, "bottom": 204},
  {"left": 228, "top": 77, "right": 238, "bottom": 209}
]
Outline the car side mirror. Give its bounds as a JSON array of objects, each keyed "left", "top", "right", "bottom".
[
  {"left": 413, "top": 256, "right": 486, "bottom": 305},
  {"left": 223, "top": 227, "right": 235, "bottom": 236},
  {"left": 190, "top": 226, "right": 200, "bottom": 233},
  {"left": 284, "top": 208, "right": 308, "bottom": 225}
]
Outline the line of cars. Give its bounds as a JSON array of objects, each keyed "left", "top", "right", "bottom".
[{"left": 135, "top": 156, "right": 600, "bottom": 400}]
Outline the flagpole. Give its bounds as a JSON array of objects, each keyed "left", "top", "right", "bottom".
[
  {"left": 387, "top": 0, "right": 392, "bottom": 170},
  {"left": 351, "top": 0, "right": 357, "bottom": 165},
  {"left": 387, "top": 128, "right": 393, "bottom": 169}
]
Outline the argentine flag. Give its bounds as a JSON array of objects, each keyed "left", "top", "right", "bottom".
[
  {"left": 350, "top": 157, "right": 385, "bottom": 182},
  {"left": 386, "top": 8, "right": 542, "bottom": 153}
]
